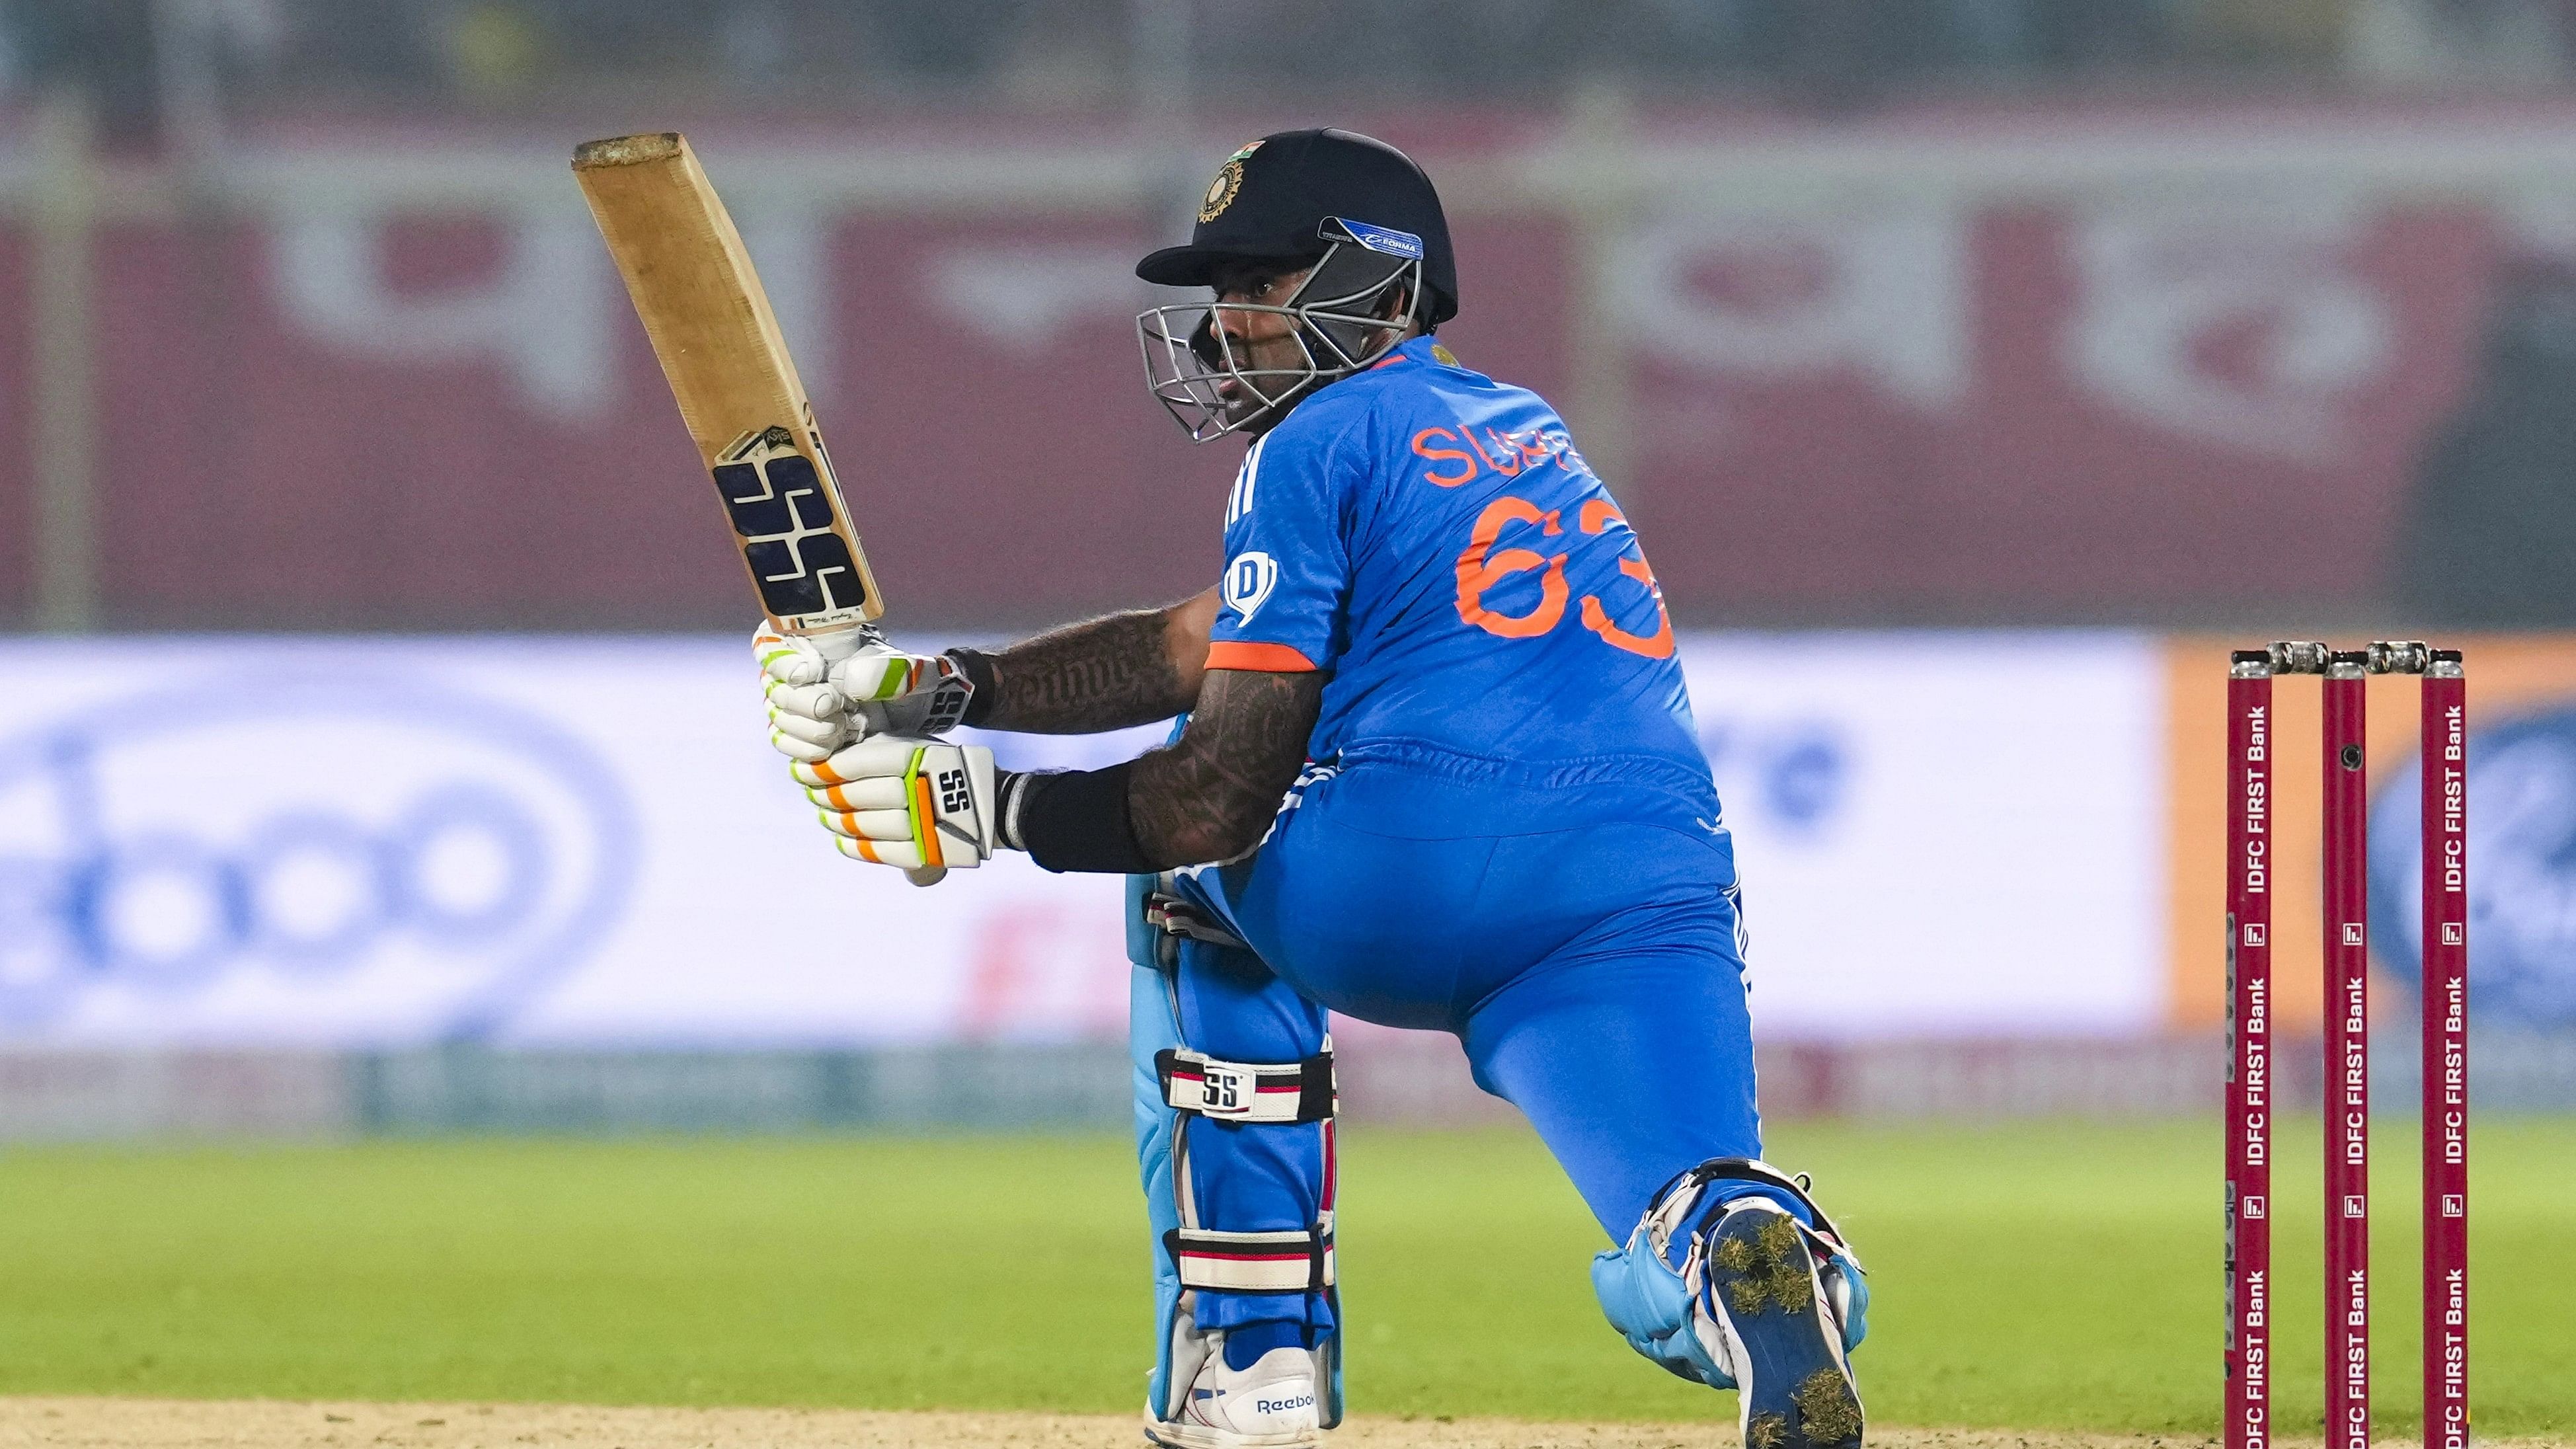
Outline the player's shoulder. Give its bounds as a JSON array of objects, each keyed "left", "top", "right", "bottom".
[{"left": 1269, "top": 338, "right": 1510, "bottom": 460}]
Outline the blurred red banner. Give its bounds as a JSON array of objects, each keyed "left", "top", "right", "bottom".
[{"left": 1, "top": 108, "right": 2556, "bottom": 628}]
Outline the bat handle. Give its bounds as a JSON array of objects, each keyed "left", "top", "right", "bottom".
[
  {"left": 905, "top": 867, "right": 949, "bottom": 888},
  {"left": 804, "top": 623, "right": 872, "bottom": 666}
]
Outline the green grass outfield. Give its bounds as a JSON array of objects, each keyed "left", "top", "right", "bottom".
[{"left": 1, "top": 1119, "right": 2568, "bottom": 1433}]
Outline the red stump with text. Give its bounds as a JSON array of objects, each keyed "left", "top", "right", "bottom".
[
  {"left": 2224, "top": 650, "right": 2275, "bottom": 1449},
  {"left": 2224, "top": 642, "right": 2467, "bottom": 1449},
  {"left": 2420, "top": 652, "right": 2469, "bottom": 1449},
  {"left": 2322, "top": 652, "right": 2370, "bottom": 1449}
]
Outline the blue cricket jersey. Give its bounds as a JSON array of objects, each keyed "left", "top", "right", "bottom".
[
  {"left": 1207, "top": 336, "right": 1712, "bottom": 813},
  {"left": 1184, "top": 342, "right": 1763, "bottom": 1237}
]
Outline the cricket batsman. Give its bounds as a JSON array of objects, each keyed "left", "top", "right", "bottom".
[{"left": 754, "top": 128, "right": 1869, "bottom": 1449}]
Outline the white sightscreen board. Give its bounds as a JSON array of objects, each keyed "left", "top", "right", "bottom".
[
  {"left": 1682, "top": 632, "right": 2167, "bottom": 1037},
  {"left": 0, "top": 633, "right": 2166, "bottom": 1046}
]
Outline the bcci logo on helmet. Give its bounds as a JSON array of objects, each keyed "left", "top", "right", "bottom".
[
  {"left": 2369, "top": 704, "right": 2576, "bottom": 1025},
  {"left": 0, "top": 663, "right": 636, "bottom": 1040},
  {"left": 1198, "top": 139, "right": 1263, "bottom": 225}
]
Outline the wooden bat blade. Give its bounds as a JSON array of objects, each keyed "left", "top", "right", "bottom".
[{"left": 574, "top": 131, "right": 883, "bottom": 631}]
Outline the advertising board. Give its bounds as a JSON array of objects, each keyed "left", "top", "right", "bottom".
[
  {"left": 13, "top": 108, "right": 2576, "bottom": 626},
  {"left": 0, "top": 633, "right": 2182, "bottom": 1047}
]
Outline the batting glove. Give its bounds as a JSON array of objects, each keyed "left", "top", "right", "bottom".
[
  {"left": 755, "top": 622, "right": 975, "bottom": 762},
  {"left": 793, "top": 736, "right": 1007, "bottom": 885}
]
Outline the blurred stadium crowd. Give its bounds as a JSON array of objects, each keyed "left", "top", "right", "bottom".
[{"left": 7, "top": 0, "right": 2576, "bottom": 140}]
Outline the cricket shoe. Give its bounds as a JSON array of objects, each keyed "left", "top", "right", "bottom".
[
  {"left": 1703, "top": 1201, "right": 1865, "bottom": 1449},
  {"left": 1145, "top": 1331, "right": 1325, "bottom": 1449}
]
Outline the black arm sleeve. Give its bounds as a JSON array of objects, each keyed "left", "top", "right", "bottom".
[
  {"left": 1007, "top": 762, "right": 1157, "bottom": 875},
  {"left": 943, "top": 647, "right": 1001, "bottom": 728}
]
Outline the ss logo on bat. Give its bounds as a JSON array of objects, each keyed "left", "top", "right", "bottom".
[{"left": 710, "top": 426, "right": 869, "bottom": 625}]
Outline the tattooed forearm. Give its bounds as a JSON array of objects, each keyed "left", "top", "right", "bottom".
[
  {"left": 1129, "top": 668, "right": 1323, "bottom": 867},
  {"left": 980, "top": 604, "right": 1200, "bottom": 734}
]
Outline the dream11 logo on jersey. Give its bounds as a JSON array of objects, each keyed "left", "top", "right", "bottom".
[
  {"left": 2369, "top": 705, "right": 2576, "bottom": 1026},
  {"left": 0, "top": 661, "right": 636, "bottom": 1044}
]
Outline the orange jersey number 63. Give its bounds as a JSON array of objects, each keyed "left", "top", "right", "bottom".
[{"left": 1453, "top": 495, "right": 1674, "bottom": 658}]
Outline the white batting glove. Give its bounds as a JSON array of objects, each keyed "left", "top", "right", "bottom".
[
  {"left": 754, "top": 623, "right": 976, "bottom": 763},
  {"left": 793, "top": 736, "right": 1005, "bottom": 884}
]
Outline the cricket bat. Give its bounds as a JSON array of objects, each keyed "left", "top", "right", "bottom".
[{"left": 572, "top": 132, "right": 881, "bottom": 644}]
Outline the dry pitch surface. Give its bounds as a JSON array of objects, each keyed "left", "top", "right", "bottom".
[{"left": 12, "top": 1400, "right": 2561, "bottom": 1449}]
